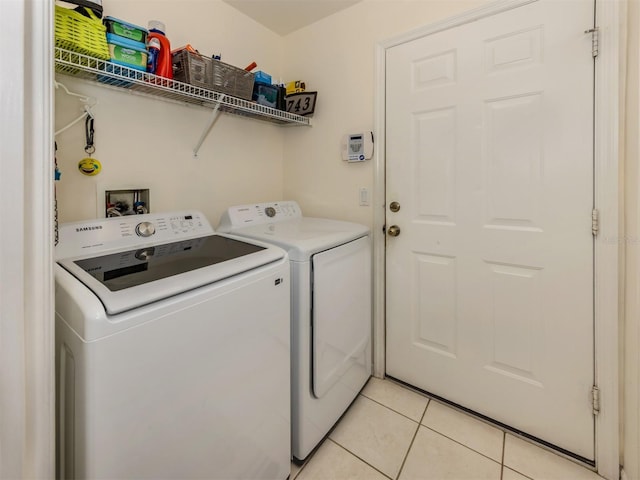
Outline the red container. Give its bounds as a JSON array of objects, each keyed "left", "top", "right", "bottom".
[{"left": 147, "top": 21, "right": 172, "bottom": 79}]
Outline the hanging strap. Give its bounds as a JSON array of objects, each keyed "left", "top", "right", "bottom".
[{"left": 85, "top": 115, "right": 95, "bottom": 155}]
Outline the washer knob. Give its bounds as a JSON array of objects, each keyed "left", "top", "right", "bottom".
[
  {"left": 135, "top": 247, "right": 155, "bottom": 261},
  {"left": 135, "top": 221, "right": 156, "bottom": 237},
  {"left": 265, "top": 207, "right": 276, "bottom": 218}
]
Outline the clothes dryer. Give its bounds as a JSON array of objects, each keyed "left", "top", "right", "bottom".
[
  {"left": 55, "top": 211, "right": 290, "bottom": 479},
  {"left": 218, "top": 201, "right": 372, "bottom": 461}
]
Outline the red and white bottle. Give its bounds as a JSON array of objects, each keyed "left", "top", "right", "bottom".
[{"left": 146, "top": 20, "right": 172, "bottom": 79}]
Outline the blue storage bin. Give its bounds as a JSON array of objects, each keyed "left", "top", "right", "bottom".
[
  {"left": 254, "top": 70, "right": 272, "bottom": 84},
  {"left": 103, "top": 16, "right": 147, "bottom": 46},
  {"left": 252, "top": 81, "right": 284, "bottom": 109},
  {"left": 99, "top": 35, "right": 147, "bottom": 88},
  {"left": 106, "top": 33, "right": 148, "bottom": 68}
]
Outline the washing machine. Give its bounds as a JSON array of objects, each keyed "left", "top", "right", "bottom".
[
  {"left": 55, "top": 211, "right": 290, "bottom": 479},
  {"left": 218, "top": 201, "right": 372, "bottom": 461}
]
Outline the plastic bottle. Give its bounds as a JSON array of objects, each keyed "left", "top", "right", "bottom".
[
  {"left": 146, "top": 37, "right": 161, "bottom": 74},
  {"left": 147, "top": 21, "right": 172, "bottom": 79}
]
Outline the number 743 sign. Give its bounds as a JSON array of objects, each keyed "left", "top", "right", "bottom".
[{"left": 285, "top": 92, "right": 317, "bottom": 116}]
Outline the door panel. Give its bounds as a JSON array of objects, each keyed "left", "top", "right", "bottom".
[
  {"left": 312, "top": 236, "right": 371, "bottom": 398},
  {"left": 385, "top": 0, "right": 595, "bottom": 459}
]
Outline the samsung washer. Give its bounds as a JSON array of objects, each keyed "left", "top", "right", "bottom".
[
  {"left": 218, "top": 201, "right": 372, "bottom": 461},
  {"left": 55, "top": 211, "right": 290, "bottom": 479}
]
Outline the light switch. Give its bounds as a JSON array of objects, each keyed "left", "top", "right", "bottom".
[{"left": 359, "top": 187, "right": 369, "bottom": 206}]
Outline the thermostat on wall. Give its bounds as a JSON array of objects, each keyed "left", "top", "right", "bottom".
[{"left": 342, "top": 131, "right": 374, "bottom": 162}]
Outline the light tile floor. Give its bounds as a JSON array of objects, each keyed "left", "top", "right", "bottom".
[{"left": 290, "top": 378, "right": 604, "bottom": 480}]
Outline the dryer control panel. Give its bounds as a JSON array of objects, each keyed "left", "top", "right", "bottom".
[
  {"left": 218, "top": 201, "right": 302, "bottom": 231},
  {"left": 55, "top": 211, "right": 213, "bottom": 260}
]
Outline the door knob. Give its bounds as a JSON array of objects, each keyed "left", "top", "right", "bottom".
[
  {"left": 389, "top": 201, "right": 401, "bottom": 213},
  {"left": 387, "top": 225, "right": 401, "bottom": 237}
]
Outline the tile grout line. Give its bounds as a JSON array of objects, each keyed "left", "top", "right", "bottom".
[
  {"left": 420, "top": 424, "right": 504, "bottom": 467},
  {"left": 363, "top": 383, "right": 504, "bottom": 474},
  {"left": 394, "top": 398, "right": 430, "bottom": 479},
  {"left": 385, "top": 380, "right": 517, "bottom": 441},
  {"left": 390, "top": 378, "right": 597, "bottom": 477},
  {"left": 296, "top": 389, "right": 405, "bottom": 480},
  {"left": 328, "top": 438, "right": 394, "bottom": 480},
  {"left": 291, "top": 459, "right": 307, "bottom": 480},
  {"left": 501, "top": 435, "right": 535, "bottom": 480},
  {"left": 360, "top": 391, "right": 429, "bottom": 424},
  {"left": 362, "top": 386, "right": 503, "bottom": 474},
  {"left": 353, "top": 381, "right": 587, "bottom": 480},
  {"left": 500, "top": 431, "right": 506, "bottom": 480}
]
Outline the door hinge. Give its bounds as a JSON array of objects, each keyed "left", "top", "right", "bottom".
[
  {"left": 585, "top": 27, "right": 599, "bottom": 58},
  {"left": 592, "top": 209, "right": 599, "bottom": 236},
  {"left": 592, "top": 385, "right": 601, "bottom": 415}
]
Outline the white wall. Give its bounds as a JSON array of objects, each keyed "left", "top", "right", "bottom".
[
  {"left": 281, "top": 0, "right": 492, "bottom": 227},
  {"left": 55, "top": 0, "right": 285, "bottom": 226}
]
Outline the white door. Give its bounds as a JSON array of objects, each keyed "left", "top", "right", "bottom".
[{"left": 385, "top": 0, "right": 595, "bottom": 459}]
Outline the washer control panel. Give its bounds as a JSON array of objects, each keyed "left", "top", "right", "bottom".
[
  {"left": 55, "top": 211, "right": 213, "bottom": 260},
  {"left": 218, "top": 201, "right": 303, "bottom": 231}
]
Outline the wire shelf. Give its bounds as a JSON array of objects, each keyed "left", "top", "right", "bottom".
[{"left": 54, "top": 47, "right": 311, "bottom": 127}]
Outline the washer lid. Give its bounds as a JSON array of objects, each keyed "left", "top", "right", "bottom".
[
  {"left": 222, "top": 217, "right": 370, "bottom": 261},
  {"left": 57, "top": 234, "right": 285, "bottom": 315}
]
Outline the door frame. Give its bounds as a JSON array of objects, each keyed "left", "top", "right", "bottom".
[
  {"left": 0, "top": 0, "right": 55, "bottom": 477},
  {"left": 372, "top": 1, "right": 622, "bottom": 478}
]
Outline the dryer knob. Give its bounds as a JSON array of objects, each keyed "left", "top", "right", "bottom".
[{"left": 135, "top": 221, "right": 156, "bottom": 237}]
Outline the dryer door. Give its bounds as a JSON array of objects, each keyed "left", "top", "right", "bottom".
[{"left": 311, "top": 235, "right": 372, "bottom": 398}]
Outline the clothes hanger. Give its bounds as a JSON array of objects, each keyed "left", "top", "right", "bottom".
[{"left": 54, "top": 80, "right": 97, "bottom": 136}]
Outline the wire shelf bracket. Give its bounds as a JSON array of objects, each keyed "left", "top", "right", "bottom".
[{"left": 193, "top": 99, "right": 224, "bottom": 158}]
